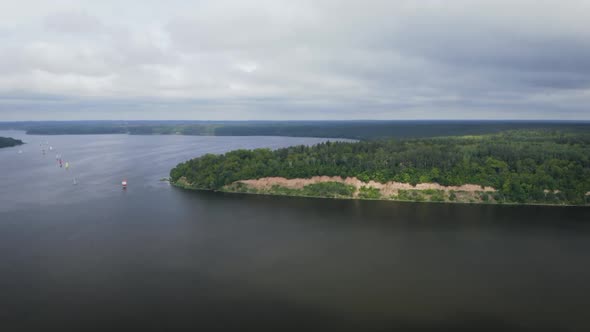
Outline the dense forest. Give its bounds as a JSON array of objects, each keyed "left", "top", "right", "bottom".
[
  {"left": 2, "top": 120, "right": 589, "bottom": 140},
  {"left": 0, "top": 137, "right": 24, "bottom": 148},
  {"left": 170, "top": 130, "right": 590, "bottom": 205}
]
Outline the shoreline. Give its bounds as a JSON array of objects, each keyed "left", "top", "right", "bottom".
[{"left": 171, "top": 180, "right": 588, "bottom": 208}]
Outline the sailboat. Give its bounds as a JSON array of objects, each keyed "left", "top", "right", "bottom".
[
  {"left": 73, "top": 177, "right": 78, "bottom": 185},
  {"left": 65, "top": 162, "right": 70, "bottom": 170},
  {"left": 122, "top": 179, "right": 128, "bottom": 189}
]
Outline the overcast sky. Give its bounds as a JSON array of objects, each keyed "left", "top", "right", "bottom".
[{"left": 1, "top": 0, "right": 589, "bottom": 120}]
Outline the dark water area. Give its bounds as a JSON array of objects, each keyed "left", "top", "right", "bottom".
[{"left": 1, "top": 131, "right": 589, "bottom": 332}]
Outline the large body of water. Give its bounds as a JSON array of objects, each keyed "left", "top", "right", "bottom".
[{"left": 0, "top": 130, "right": 589, "bottom": 332}]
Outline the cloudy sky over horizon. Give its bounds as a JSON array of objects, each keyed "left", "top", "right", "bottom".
[{"left": 1, "top": 0, "right": 589, "bottom": 120}]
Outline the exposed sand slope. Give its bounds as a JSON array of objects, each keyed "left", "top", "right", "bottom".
[{"left": 238, "top": 176, "right": 495, "bottom": 197}]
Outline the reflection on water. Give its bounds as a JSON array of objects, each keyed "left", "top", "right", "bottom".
[{"left": 0, "top": 131, "right": 589, "bottom": 331}]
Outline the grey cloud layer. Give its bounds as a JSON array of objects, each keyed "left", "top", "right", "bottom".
[{"left": 0, "top": 0, "right": 589, "bottom": 120}]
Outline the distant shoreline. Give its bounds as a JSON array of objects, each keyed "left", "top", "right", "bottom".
[{"left": 3, "top": 120, "right": 590, "bottom": 140}]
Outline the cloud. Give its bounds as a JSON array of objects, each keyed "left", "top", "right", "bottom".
[
  {"left": 44, "top": 10, "right": 104, "bottom": 35},
  {"left": 0, "top": 0, "right": 589, "bottom": 120}
]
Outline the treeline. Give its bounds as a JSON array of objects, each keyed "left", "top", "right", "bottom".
[
  {"left": 170, "top": 130, "right": 590, "bottom": 205},
  {"left": 3, "top": 120, "right": 589, "bottom": 140},
  {"left": 127, "top": 124, "right": 218, "bottom": 135},
  {"left": 211, "top": 121, "right": 590, "bottom": 140},
  {"left": 0, "top": 137, "right": 24, "bottom": 148},
  {"left": 26, "top": 126, "right": 127, "bottom": 135}
]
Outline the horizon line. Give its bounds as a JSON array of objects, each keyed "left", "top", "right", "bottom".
[{"left": 2, "top": 119, "right": 590, "bottom": 123}]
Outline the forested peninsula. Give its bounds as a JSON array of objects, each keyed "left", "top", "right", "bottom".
[
  {"left": 0, "top": 137, "right": 24, "bottom": 148},
  {"left": 170, "top": 130, "right": 590, "bottom": 206}
]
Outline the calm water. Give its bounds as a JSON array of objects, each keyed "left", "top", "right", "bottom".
[{"left": 0, "top": 130, "right": 589, "bottom": 332}]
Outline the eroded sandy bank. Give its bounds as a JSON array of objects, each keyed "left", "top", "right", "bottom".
[{"left": 237, "top": 176, "right": 495, "bottom": 197}]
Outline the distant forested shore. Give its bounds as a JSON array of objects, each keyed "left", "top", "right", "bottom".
[
  {"left": 0, "top": 137, "right": 24, "bottom": 148},
  {"left": 171, "top": 129, "right": 590, "bottom": 206},
  {"left": 1, "top": 120, "right": 589, "bottom": 140}
]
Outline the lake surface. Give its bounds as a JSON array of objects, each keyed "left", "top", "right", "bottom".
[{"left": 1, "top": 130, "right": 589, "bottom": 332}]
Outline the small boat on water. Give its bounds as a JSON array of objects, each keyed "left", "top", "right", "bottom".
[
  {"left": 65, "top": 162, "right": 70, "bottom": 170},
  {"left": 122, "top": 180, "right": 128, "bottom": 189},
  {"left": 73, "top": 178, "right": 78, "bottom": 185}
]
